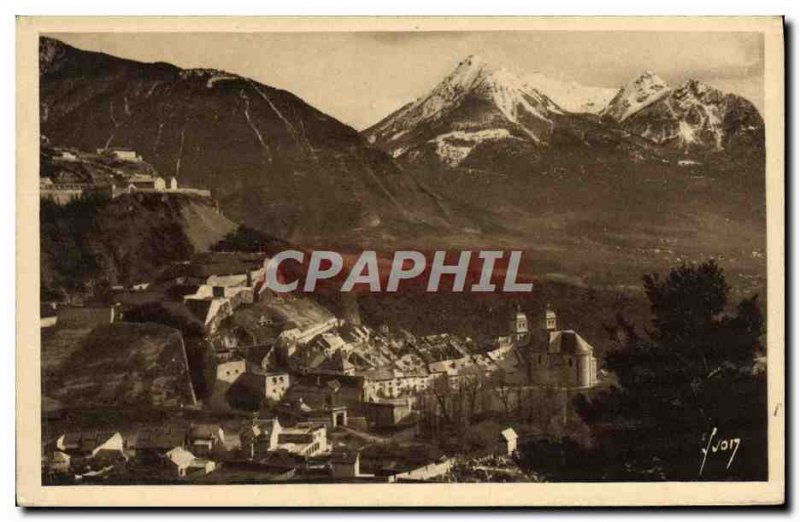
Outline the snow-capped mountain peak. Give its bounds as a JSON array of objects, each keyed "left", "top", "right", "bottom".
[
  {"left": 366, "top": 55, "right": 560, "bottom": 144},
  {"left": 617, "top": 77, "right": 764, "bottom": 152},
  {"left": 361, "top": 55, "right": 570, "bottom": 166},
  {"left": 602, "top": 71, "right": 671, "bottom": 122},
  {"left": 362, "top": 55, "right": 566, "bottom": 166},
  {"left": 523, "top": 72, "right": 617, "bottom": 114}
]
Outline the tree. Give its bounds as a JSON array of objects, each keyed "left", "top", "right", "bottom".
[
  {"left": 573, "top": 260, "right": 767, "bottom": 481},
  {"left": 489, "top": 369, "right": 514, "bottom": 417}
]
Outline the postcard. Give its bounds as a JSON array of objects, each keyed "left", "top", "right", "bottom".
[{"left": 16, "top": 16, "right": 785, "bottom": 506}]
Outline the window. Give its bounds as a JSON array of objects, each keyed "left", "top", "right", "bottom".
[{"left": 568, "top": 358, "right": 572, "bottom": 367}]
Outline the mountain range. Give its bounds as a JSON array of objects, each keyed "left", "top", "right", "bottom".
[
  {"left": 39, "top": 39, "right": 766, "bottom": 290},
  {"left": 364, "top": 55, "right": 764, "bottom": 166}
]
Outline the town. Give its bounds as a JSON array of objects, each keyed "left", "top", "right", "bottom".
[{"left": 40, "top": 167, "right": 604, "bottom": 483}]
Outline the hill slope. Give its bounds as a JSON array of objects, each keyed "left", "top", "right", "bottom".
[
  {"left": 40, "top": 187, "right": 236, "bottom": 300},
  {"left": 44, "top": 322, "right": 197, "bottom": 409}
]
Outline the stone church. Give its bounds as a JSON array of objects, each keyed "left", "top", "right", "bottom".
[{"left": 511, "top": 306, "right": 598, "bottom": 389}]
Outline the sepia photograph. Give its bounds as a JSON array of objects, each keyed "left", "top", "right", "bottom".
[{"left": 15, "top": 16, "right": 785, "bottom": 507}]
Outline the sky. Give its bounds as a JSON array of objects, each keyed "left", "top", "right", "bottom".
[{"left": 50, "top": 31, "right": 764, "bottom": 130}]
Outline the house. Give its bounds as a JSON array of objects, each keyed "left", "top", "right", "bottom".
[
  {"left": 276, "top": 422, "right": 328, "bottom": 457},
  {"left": 330, "top": 452, "right": 360, "bottom": 479},
  {"left": 497, "top": 428, "right": 518, "bottom": 456},
  {"left": 185, "top": 284, "right": 255, "bottom": 307},
  {"left": 313, "top": 332, "right": 348, "bottom": 355},
  {"left": 56, "top": 431, "right": 124, "bottom": 459},
  {"left": 217, "top": 359, "right": 247, "bottom": 384},
  {"left": 165, "top": 446, "right": 216, "bottom": 477},
  {"left": 186, "top": 424, "right": 225, "bottom": 457},
  {"left": 101, "top": 147, "right": 142, "bottom": 161},
  {"left": 365, "top": 399, "right": 414, "bottom": 428},
  {"left": 125, "top": 174, "right": 162, "bottom": 191},
  {"left": 265, "top": 372, "right": 291, "bottom": 402},
  {"left": 526, "top": 307, "right": 598, "bottom": 389},
  {"left": 133, "top": 426, "right": 187, "bottom": 465},
  {"left": 185, "top": 296, "right": 233, "bottom": 334},
  {"left": 43, "top": 450, "right": 71, "bottom": 474},
  {"left": 317, "top": 351, "right": 356, "bottom": 376},
  {"left": 275, "top": 316, "right": 338, "bottom": 347},
  {"left": 53, "top": 431, "right": 127, "bottom": 472},
  {"left": 363, "top": 365, "right": 435, "bottom": 400},
  {"left": 240, "top": 418, "right": 282, "bottom": 460},
  {"left": 228, "top": 371, "right": 290, "bottom": 409}
]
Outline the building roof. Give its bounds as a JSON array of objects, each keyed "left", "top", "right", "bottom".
[
  {"left": 61, "top": 431, "right": 118, "bottom": 453},
  {"left": 166, "top": 446, "right": 196, "bottom": 468},
  {"left": 318, "top": 351, "right": 354, "bottom": 373},
  {"left": 548, "top": 330, "right": 593, "bottom": 355}
]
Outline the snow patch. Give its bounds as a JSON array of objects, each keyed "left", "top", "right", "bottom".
[{"left": 430, "top": 128, "right": 514, "bottom": 166}]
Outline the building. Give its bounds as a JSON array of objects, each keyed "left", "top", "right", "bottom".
[
  {"left": 185, "top": 297, "right": 233, "bottom": 334},
  {"left": 313, "top": 332, "right": 348, "bottom": 355},
  {"left": 185, "top": 284, "right": 255, "bottom": 307},
  {"left": 240, "top": 418, "right": 282, "bottom": 460},
  {"left": 99, "top": 147, "right": 142, "bottom": 161},
  {"left": 165, "top": 446, "right": 216, "bottom": 477},
  {"left": 510, "top": 306, "right": 529, "bottom": 342},
  {"left": 317, "top": 351, "right": 356, "bottom": 376},
  {"left": 497, "top": 428, "right": 518, "bottom": 456},
  {"left": 265, "top": 372, "right": 291, "bottom": 402},
  {"left": 40, "top": 181, "right": 116, "bottom": 205},
  {"left": 363, "top": 368, "right": 434, "bottom": 399},
  {"left": 217, "top": 359, "right": 247, "bottom": 384},
  {"left": 186, "top": 424, "right": 225, "bottom": 458},
  {"left": 365, "top": 399, "right": 414, "bottom": 428},
  {"left": 276, "top": 423, "right": 328, "bottom": 457},
  {"left": 56, "top": 431, "right": 124, "bottom": 459},
  {"left": 526, "top": 307, "right": 598, "bottom": 389},
  {"left": 43, "top": 450, "right": 71, "bottom": 474},
  {"left": 133, "top": 426, "right": 187, "bottom": 465},
  {"left": 276, "top": 316, "right": 338, "bottom": 347},
  {"left": 330, "top": 452, "right": 360, "bottom": 479},
  {"left": 125, "top": 174, "right": 166, "bottom": 192}
]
